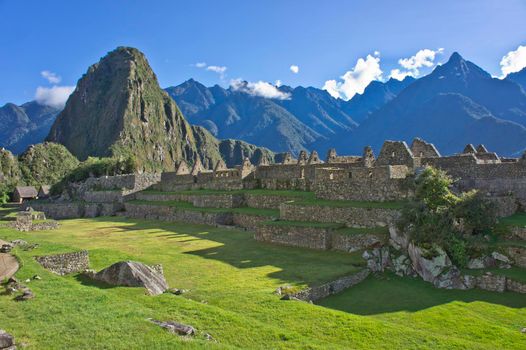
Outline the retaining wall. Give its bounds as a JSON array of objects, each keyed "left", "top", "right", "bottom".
[
  {"left": 35, "top": 250, "right": 89, "bottom": 275},
  {"left": 280, "top": 203, "right": 400, "bottom": 228},
  {"left": 290, "top": 269, "right": 371, "bottom": 302}
]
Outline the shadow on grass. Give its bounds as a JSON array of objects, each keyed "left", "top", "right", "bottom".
[
  {"left": 67, "top": 217, "right": 526, "bottom": 313},
  {"left": 74, "top": 273, "right": 117, "bottom": 290},
  {"left": 89, "top": 217, "right": 364, "bottom": 287},
  {"left": 317, "top": 273, "right": 526, "bottom": 315}
]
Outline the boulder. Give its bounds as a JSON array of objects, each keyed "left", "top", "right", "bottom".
[
  {"left": 89, "top": 261, "right": 168, "bottom": 295},
  {"left": 491, "top": 251, "right": 510, "bottom": 263},
  {"left": 14, "top": 288, "right": 34, "bottom": 301},
  {"left": 434, "top": 266, "right": 474, "bottom": 290},
  {"left": 466, "top": 256, "right": 496, "bottom": 269},
  {"left": 389, "top": 226, "right": 409, "bottom": 250},
  {"left": 407, "top": 243, "right": 452, "bottom": 283},
  {"left": 149, "top": 319, "right": 196, "bottom": 336},
  {"left": 0, "top": 330, "right": 15, "bottom": 350}
]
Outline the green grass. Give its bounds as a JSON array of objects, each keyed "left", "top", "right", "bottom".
[
  {"left": 143, "top": 188, "right": 316, "bottom": 199},
  {"left": 129, "top": 200, "right": 279, "bottom": 217},
  {"left": 498, "top": 212, "right": 526, "bottom": 227},
  {"left": 0, "top": 216, "right": 525, "bottom": 349},
  {"left": 461, "top": 267, "right": 526, "bottom": 284},
  {"left": 289, "top": 198, "right": 405, "bottom": 209},
  {"left": 262, "top": 220, "right": 345, "bottom": 229},
  {"left": 334, "top": 226, "right": 390, "bottom": 236}
]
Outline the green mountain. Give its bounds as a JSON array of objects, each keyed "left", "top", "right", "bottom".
[
  {"left": 18, "top": 142, "right": 80, "bottom": 187},
  {"left": 47, "top": 47, "right": 272, "bottom": 171}
]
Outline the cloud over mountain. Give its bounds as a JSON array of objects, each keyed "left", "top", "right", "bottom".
[
  {"left": 500, "top": 45, "right": 526, "bottom": 77},
  {"left": 34, "top": 85, "right": 75, "bottom": 108},
  {"left": 390, "top": 48, "right": 444, "bottom": 80},
  {"left": 230, "top": 79, "right": 290, "bottom": 99},
  {"left": 323, "top": 52, "right": 382, "bottom": 100}
]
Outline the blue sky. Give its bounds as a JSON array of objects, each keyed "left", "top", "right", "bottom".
[{"left": 1, "top": 0, "right": 526, "bottom": 105}]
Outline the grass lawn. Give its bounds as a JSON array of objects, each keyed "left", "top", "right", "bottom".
[
  {"left": 289, "top": 198, "right": 405, "bottom": 209},
  {"left": 143, "top": 188, "right": 316, "bottom": 199},
  {"left": 498, "top": 212, "right": 526, "bottom": 227},
  {"left": 129, "top": 199, "right": 279, "bottom": 217},
  {"left": 0, "top": 216, "right": 524, "bottom": 349},
  {"left": 461, "top": 267, "right": 526, "bottom": 284}
]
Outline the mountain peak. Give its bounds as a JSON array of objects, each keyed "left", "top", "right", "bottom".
[{"left": 448, "top": 51, "right": 464, "bottom": 63}]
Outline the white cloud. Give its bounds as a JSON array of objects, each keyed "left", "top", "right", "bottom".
[
  {"left": 230, "top": 79, "right": 290, "bottom": 100},
  {"left": 206, "top": 65, "right": 227, "bottom": 74},
  {"left": 322, "top": 53, "right": 383, "bottom": 100},
  {"left": 35, "top": 85, "right": 75, "bottom": 108},
  {"left": 290, "top": 65, "right": 299, "bottom": 74},
  {"left": 40, "top": 70, "right": 61, "bottom": 84},
  {"left": 389, "top": 48, "right": 444, "bottom": 80},
  {"left": 389, "top": 69, "right": 414, "bottom": 81},
  {"left": 275, "top": 79, "right": 282, "bottom": 87},
  {"left": 500, "top": 45, "right": 526, "bottom": 77},
  {"left": 194, "top": 62, "right": 227, "bottom": 79}
]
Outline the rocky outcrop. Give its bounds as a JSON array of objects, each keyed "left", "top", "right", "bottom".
[
  {"left": 363, "top": 227, "right": 525, "bottom": 292},
  {"left": 0, "top": 329, "right": 15, "bottom": 350},
  {"left": 148, "top": 319, "right": 196, "bottom": 336},
  {"left": 88, "top": 261, "right": 168, "bottom": 295}
]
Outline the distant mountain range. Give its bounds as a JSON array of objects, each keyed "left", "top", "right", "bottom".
[
  {"left": 329, "top": 53, "right": 526, "bottom": 156},
  {"left": 0, "top": 101, "right": 60, "bottom": 154},
  {"left": 2, "top": 51, "right": 526, "bottom": 158},
  {"left": 45, "top": 47, "right": 273, "bottom": 171},
  {"left": 165, "top": 76, "right": 415, "bottom": 155}
]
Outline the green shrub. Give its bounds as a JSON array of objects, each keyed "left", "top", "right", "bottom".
[
  {"left": 51, "top": 155, "right": 137, "bottom": 195},
  {"left": 445, "top": 235, "right": 469, "bottom": 268},
  {"left": 454, "top": 190, "right": 497, "bottom": 234},
  {"left": 398, "top": 166, "right": 496, "bottom": 267}
]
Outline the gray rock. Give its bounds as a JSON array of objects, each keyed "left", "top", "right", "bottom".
[
  {"left": 466, "top": 257, "right": 486, "bottom": 269},
  {"left": 491, "top": 251, "right": 510, "bottom": 264},
  {"left": 0, "top": 329, "right": 15, "bottom": 349},
  {"left": 149, "top": 319, "right": 196, "bottom": 336},
  {"left": 14, "top": 289, "right": 34, "bottom": 301},
  {"left": 434, "top": 267, "right": 473, "bottom": 290},
  {"left": 407, "top": 243, "right": 452, "bottom": 283},
  {"left": 90, "top": 261, "right": 168, "bottom": 295},
  {"left": 389, "top": 226, "right": 409, "bottom": 250}
]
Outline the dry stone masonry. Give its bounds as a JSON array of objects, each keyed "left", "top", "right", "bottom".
[{"left": 35, "top": 250, "right": 89, "bottom": 275}]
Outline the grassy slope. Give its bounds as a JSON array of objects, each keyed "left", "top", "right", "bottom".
[
  {"left": 129, "top": 199, "right": 279, "bottom": 217},
  {"left": 0, "top": 217, "right": 524, "bottom": 349}
]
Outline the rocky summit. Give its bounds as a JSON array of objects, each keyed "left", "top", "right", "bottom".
[{"left": 46, "top": 47, "right": 272, "bottom": 171}]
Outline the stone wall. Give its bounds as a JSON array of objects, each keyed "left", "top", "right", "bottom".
[
  {"left": 27, "top": 202, "right": 122, "bottom": 219},
  {"left": 280, "top": 203, "right": 400, "bottom": 228},
  {"left": 376, "top": 141, "right": 414, "bottom": 167},
  {"left": 244, "top": 194, "right": 301, "bottom": 209},
  {"left": 255, "top": 224, "right": 332, "bottom": 250},
  {"left": 508, "top": 226, "right": 526, "bottom": 241},
  {"left": 486, "top": 196, "right": 519, "bottom": 217},
  {"left": 331, "top": 232, "right": 386, "bottom": 253},
  {"left": 82, "top": 173, "right": 160, "bottom": 194},
  {"left": 83, "top": 191, "right": 125, "bottom": 203},
  {"left": 232, "top": 213, "right": 272, "bottom": 231},
  {"left": 506, "top": 246, "right": 526, "bottom": 268},
  {"left": 313, "top": 166, "right": 412, "bottom": 202},
  {"left": 135, "top": 192, "right": 191, "bottom": 202},
  {"left": 289, "top": 269, "right": 370, "bottom": 302},
  {"left": 35, "top": 250, "right": 89, "bottom": 275},
  {"left": 124, "top": 203, "right": 233, "bottom": 226},
  {"left": 192, "top": 194, "right": 245, "bottom": 208}
]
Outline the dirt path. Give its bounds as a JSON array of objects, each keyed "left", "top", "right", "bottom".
[{"left": 0, "top": 239, "right": 19, "bottom": 281}]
